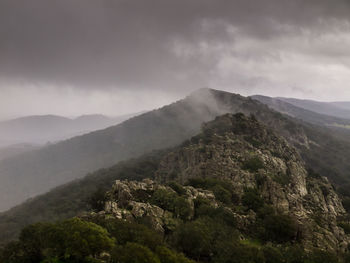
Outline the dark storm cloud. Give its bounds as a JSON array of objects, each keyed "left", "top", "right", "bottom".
[{"left": 1, "top": 0, "right": 350, "bottom": 92}]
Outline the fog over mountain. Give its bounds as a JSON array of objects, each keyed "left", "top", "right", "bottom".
[
  {"left": 4, "top": 1, "right": 350, "bottom": 261},
  {"left": 2, "top": 0, "right": 350, "bottom": 119}
]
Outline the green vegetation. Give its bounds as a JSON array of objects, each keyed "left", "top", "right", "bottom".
[
  {"left": 150, "top": 189, "right": 192, "bottom": 220},
  {"left": 0, "top": 151, "right": 164, "bottom": 245},
  {"left": 0, "top": 176, "right": 348, "bottom": 263},
  {"left": 242, "top": 187, "right": 264, "bottom": 212},
  {"left": 242, "top": 156, "right": 265, "bottom": 172},
  {"left": 0, "top": 217, "right": 194, "bottom": 263},
  {"left": 186, "top": 177, "right": 239, "bottom": 205},
  {"left": 0, "top": 218, "right": 114, "bottom": 263}
]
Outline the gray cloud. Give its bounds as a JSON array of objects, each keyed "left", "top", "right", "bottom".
[{"left": 1, "top": 0, "right": 350, "bottom": 118}]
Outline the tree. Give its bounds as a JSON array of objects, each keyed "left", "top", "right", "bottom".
[{"left": 110, "top": 243, "right": 160, "bottom": 263}]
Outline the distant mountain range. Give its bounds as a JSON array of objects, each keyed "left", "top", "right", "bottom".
[
  {"left": 251, "top": 95, "right": 350, "bottom": 129},
  {"left": 273, "top": 97, "right": 350, "bottom": 119},
  {"left": 3, "top": 89, "right": 350, "bottom": 214},
  {"left": 0, "top": 143, "right": 40, "bottom": 161},
  {"left": 0, "top": 113, "right": 140, "bottom": 147},
  {"left": 4, "top": 89, "right": 350, "bottom": 244}
]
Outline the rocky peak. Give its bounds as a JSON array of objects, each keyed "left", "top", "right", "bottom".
[
  {"left": 90, "top": 113, "right": 349, "bottom": 252},
  {"left": 154, "top": 113, "right": 349, "bottom": 251}
]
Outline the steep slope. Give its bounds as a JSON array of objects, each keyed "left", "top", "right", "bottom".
[
  {"left": 2, "top": 114, "right": 350, "bottom": 261},
  {"left": 155, "top": 114, "right": 349, "bottom": 251},
  {"left": 1, "top": 112, "right": 349, "bottom": 249},
  {"left": 0, "top": 89, "right": 244, "bottom": 211},
  {"left": 2, "top": 88, "right": 350, "bottom": 212},
  {"left": 276, "top": 97, "right": 350, "bottom": 120}
]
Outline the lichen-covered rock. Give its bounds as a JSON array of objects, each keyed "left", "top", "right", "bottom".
[
  {"left": 89, "top": 113, "right": 349, "bottom": 252},
  {"left": 155, "top": 114, "right": 350, "bottom": 251},
  {"left": 98, "top": 179, "right": 218, "bottom": 234}
]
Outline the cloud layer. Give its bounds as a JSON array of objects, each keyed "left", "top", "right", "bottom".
[{"left": 1, "top": 0, "right": 350, "bottom": 118}]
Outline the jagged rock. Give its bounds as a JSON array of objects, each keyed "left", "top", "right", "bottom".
[
  {"left": 98, "top": 178, "right": 216, "bottom": 234},
  {"left": 90, "top": 113, "right": 350, "bottom": 252},
  {"left": 155, "top": 113, "right": 350, "bottom": 251}
]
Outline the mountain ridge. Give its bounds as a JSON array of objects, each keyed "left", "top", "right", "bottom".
[{"left": 2, "top": 88, "right": 350, "bottom": 212}]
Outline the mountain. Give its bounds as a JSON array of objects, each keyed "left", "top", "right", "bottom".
[
  {"left": 0, "top": 113, "right": 137, "bottom": 147},
  {"left": 2, "top": 88, "right": 350, "bottom": 213},
  {"left": 1, "top": 114, "right": 349, "bottom": 262},
  {"left": 0, "top": 89, "right": 234, "bottom": 211},
  {"left": 331, "top": 101, "right": 350, "bottom": 111},
  {"left": 0, "top": 144, "right": 40, "bottom": 161},
  {"left": 276, "top": 97, "right": 350, "bottom": 120},
  {"left": 251, "top": 95, "right": 350, "bottom": 129}
]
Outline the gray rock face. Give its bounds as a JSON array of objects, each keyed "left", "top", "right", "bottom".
[
  {"left": 101, "top": 179, "right": 218, "bottom": 234},
  {"left": 90, "top": 113, "right": 349, "bottom": 252},
  {"left": 155, "top": 114, "right": 350, "bottom": 251}
]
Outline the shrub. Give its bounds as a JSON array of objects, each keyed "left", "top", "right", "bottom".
[
  {"left": 213, "top": 242, "right": 265, "bottom": 263},
  {"left": 263, "top": 214, "right": 297, "bottom": 243},
  {"left": 111, "top": 242, "right": 160, "bottom": 263},
  {"left": 308, "top": 249, "right": 339, "bottom": 263},
  {"left": 174, "top": 197, "right": 192, "bottom": 220},
  {"left": 94, "top": 218, "right": 162, "bottom": 251},
  {"left": 88, "top": 188, "right": 107, "bottom": 212},
  {"left": 168, "top": 182, "right": 187, "bottom": 195},
  {"left": 262, "top": 246, "right": 284, "bottom": 263},
  {"left": 151, "top": 189, "right": 177, "bottom": 211},
  {"left": 242, "top": 188, "right": 264, "bottom": 212},
  {"left": 213, "top": 185, "right": 232, "bottom": 204},
  {"left": 2, "top": 218, "right": 114, "bottom": 263},
  {"left": 242, "top": 156, "right": 265, "bottom": 172},
  {"left": 156, "top": 246, "right": 194, "bottom": 263}
]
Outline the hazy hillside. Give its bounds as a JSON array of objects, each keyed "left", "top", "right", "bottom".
[
  {"left": 0, "top": 113, "right": 137, "bottom": 147},
  {"left": 331, "top": 101, "right": 350, "bottom": 111},
  {"left": 277, "top": 97, "right": 350, "bottom": 119},
  {"left": 251, "top": 95, "right": 350, "bottom": 129},
  {"left": 0, "top": 89, "right": 232, "bottom": 211},
  {"left": 0, "top": 144, "right": 40, "bottom": 161},
  {"left": 2, "top": 114, "right": 349, "bottom": 262},
  {"left": 2, "top": 89, "right": 350, "bottom": 213}
]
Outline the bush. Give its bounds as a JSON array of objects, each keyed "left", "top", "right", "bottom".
[
  {"left": 151, "top": 189, "right": 178, "bottom": 211},
  {"left": 242, "top": 156, "right": 265, "bottom": 172},
  {"left": 156, "top": 246, "right": 194, "bottom": 263},
  {"left": 242, "top": 188, "right": 264, "bottom": 212},
  {"left": 213, "top": 185, "right": 232, "bottom": 204},
  {"left": 88, "top": 188, "right": 107, "bottom": 212},
  {"left": 173, "top": 219, "right": 213, "bottom": 259},
  {"left": 308, "top": 249, "right": 339, "bottom": 263},
  {"left": 111, "top": 242, "right": 160, "bottom": 263},
  {"left": 174, "top": 197, "right": 192, "bottom": 220},
  {"left": 168, "top": 182, "right": 187, "bottom": 195},
  {"left": 1, "top": 218, "right": 114, "bottom": 263},
  {"left": 213, "top": 242, "right": 265, "bottom": 263},
  {"left": 263, "top": 214, "right": 297, "bottom": 243},
  {"left": 262, "top": 246, "right": 284, "bottom": 263},
  {"left": 93, "top": 218, "right": 162, "bottom": 251}
]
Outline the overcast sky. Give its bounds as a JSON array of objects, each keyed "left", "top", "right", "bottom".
[{"left": 1, "top": 0, "right": 350, "bottom": 119}]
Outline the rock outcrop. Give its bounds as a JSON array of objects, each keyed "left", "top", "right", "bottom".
[
  {"left": 95, "top": 179, "right": 218, "bottom": 234},
  {"left": 155, "top": 114, "right": 349, "bottom": 251},
  {"left": 91, "top": 113, "right": 350, "bottom": 252}
]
